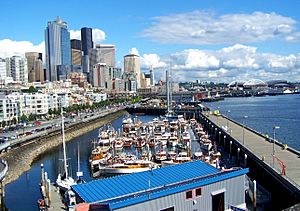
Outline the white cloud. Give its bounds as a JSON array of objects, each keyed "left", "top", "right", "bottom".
[
  {"left": 140, "top": 44, "right": 300, "bottom": 82},
  {"left": 70, "top": 28, "right": 106, "bottom": 43},
  {"left": 142, "top": 10, "right": 300, "bottom": 44},
  {"left": 0, "top": 39, "right": 44, "bottom": 58},
  {"left": 141, "top": 53, "right": 167, "bottom": 69},
  {"left": 129, "top": 47, "right": 140, "bottom": 56}
]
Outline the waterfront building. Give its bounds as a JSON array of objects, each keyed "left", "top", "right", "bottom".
[
  {"left": 81, "top": 27, "right": 93, "bottom": 75},
  {"left": 45, "top": 16, "right": 71, "bottom": 82},
  {"left": 8, "top": 56, "right": 28, "bottom": 83},
  {"left": 72, "top": 161, "right": 248, "bottom": 211},
  {"left": 0, "top": 94, "right": 19, "bottom": 125},
  {"left": 25, "top": 52, "right": 44, "bottom": 83},
  {"left": 124, "top": 54, "right": 141, "bottom": 89},
  {"left": 85, "top": 92, "right": 107, "bottom": 103}
]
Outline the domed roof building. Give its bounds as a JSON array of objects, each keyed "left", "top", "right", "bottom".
[{"left": 243, "top": 79, "right": 267, "bottom": 88}]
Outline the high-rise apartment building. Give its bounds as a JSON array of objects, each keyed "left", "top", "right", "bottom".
[
  {"left": 0, "top": 59, "right": 6, "bottom": 79},
  {"left": 8, "top": 56, "right": 28, "bottom": 83},
  {"left": 45, "top": 16, "right": 71, "bottom": 81},
  {"left": 124, "top": 54, "right": 141, "bottom": 89},
  {"left": 81, "top": 27, "right": 93, "bottom": 75},
  {"left": 25, "top": 52, "right": 44, "bottom": 82}
]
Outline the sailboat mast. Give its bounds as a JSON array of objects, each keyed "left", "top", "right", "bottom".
[
  {"left": 61, "top": 108, "right": 68, "bottom": 179},
  {"left": 166, "top": 69, "right": 170, "bottom": 113},
  {"left": 77, "top": 141, "right": 80, "bottom": 173}
]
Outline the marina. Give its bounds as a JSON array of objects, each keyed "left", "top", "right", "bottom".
[{"left": 2, "top": 95, "right": 300, "bottom": 210}]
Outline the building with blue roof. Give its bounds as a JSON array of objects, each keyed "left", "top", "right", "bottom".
[{"left": 71, "top": 161, "right": 248, "bottom": 211}]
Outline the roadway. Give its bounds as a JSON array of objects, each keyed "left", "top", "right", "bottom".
[
  {"left": 205, "top": 112, "right": 300, "bottom": 190},
  {"left": 0, "top": 106, "right": 125, "bottom": 152}
]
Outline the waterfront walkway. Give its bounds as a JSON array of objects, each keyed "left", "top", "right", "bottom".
[{"left": 205, "top": 113, "right": 300, "bottom": 190}]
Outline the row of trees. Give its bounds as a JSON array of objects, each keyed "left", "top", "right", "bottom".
[{"left": 0, "top": 96, "right": 143, "bottom": 127}]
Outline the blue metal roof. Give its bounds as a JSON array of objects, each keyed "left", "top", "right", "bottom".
[{"left": 72, "top": 161, "right": 248, "bottom": 210}]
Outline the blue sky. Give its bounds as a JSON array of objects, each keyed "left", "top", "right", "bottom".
[{"left": 1, "top": 0, "right": 300, "bottom": 82}]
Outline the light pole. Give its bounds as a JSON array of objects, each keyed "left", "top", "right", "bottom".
[
  {"left": 242, "top": 116, "right": 248, "bottom": 145},
  {"left": 227, "top": 110, "right": 231, "bottom": 133},
  {"left": 273, "top": 126, "right": 280, "bottom": 168}
]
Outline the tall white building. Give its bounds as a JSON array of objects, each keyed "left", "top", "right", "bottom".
[
  {"left": 124, "top": 54, "right": 141, "bottom": 89},
  {"left": 8, "top": 56, "right": 28, "bottom": 83}
]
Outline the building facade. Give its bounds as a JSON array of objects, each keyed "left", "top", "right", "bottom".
[
  {"left": 25, "top": 52, "right": 43, "bottom": 82},
  {"left": 8, "top": 56, "right": 28, "bottom": 83},
  {"left": 45, "top": 16, "right": 71, "bottom": 81},
  {"left": 81, "top": 27, "right": 93, "bottom": 75},
  {"left": 124, "top": 54, "right": 140, "bottom": 89}
]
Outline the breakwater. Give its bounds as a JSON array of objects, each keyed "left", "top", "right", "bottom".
[{"left": 0, "top": 109, "right": 127, "bottom": 186}]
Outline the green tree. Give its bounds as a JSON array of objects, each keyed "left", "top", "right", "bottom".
[
  {"left": 28, "top": 86, "right": 37, "bottom": 93},
  {"left": 21, "top": 114, "right": 28, "bottom": 122},
  {"left": 28, "top": 113, "right": 36, "bottom": 121}
]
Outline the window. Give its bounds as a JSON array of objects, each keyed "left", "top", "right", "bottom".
[
  {"left": 186, "top": 190, "right": 193, "bottom": 200},
  {"left": 195, "top": 188, "right": 202, "bottom": 197}
]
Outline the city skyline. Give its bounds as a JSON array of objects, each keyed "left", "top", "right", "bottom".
[{"left": 0, "top": 0, "right": 300, "bottom": 82}]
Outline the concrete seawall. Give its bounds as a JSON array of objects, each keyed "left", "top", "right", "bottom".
[{"left": 0, "top": 110, "right": 127, "bottom": 185}]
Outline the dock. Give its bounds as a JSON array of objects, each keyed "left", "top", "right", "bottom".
[
  {"left": 48, "top": 184, "right": 65, "bottom": 211},
  {"left": 200, "top": 112, "right": 300, "bottom": 209}
]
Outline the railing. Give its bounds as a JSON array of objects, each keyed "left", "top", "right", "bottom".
[
  {"left": 0, "top": 159, "right": 8, "bottom": 181},
  {"left": 201, "top": 112, "right": 300, "bottom": 192}
]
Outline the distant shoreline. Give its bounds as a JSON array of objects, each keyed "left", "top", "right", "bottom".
[{"left": 0, "top": 110, "right": 127, "bottom": 186}]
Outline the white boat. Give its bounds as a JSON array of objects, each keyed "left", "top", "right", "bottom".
[
  {"left": 114, "top": 138, "right": 124, "bottom": 149},
  {"left": 98, "top": 160, "right": 158, "bottom": 175},
  {"left": 174, "top": 151, "right": 192, "bottom": 163},
  {"left": 56, "top": 109, "right": 76, "bottom": 192},
  {"left": 155, "top": 150, "right": 167, "bottom": 162},
  {"left": 200, "top": 138, "right": 213, "bottom": 152}
]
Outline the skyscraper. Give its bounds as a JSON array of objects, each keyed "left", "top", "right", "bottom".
[
  {"left": 81, "top": 28, "right": 93, "bottom": 55},
  {"left": 45, "top": 16, "right": 71, "bottom": 81},
  {"left": 124, "top": 54, "right": 141, "bottom": 89},
  {"left": 70, "top": 39, "right": 81, "bottom": 50},
  {"left": 89, "top": 44, "right": 115, "bottom": 70},
  {"left": 25, "top": 52, "right": 43, "bottom": 82},
  {"left": 81, "top": 27, "right": 93, "bottom": 75}
]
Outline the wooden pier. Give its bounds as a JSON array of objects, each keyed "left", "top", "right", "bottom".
[{"left": 199, "top": 112, "right": 300, "bottom": 209}]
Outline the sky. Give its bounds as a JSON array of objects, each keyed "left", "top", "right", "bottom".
[{"left": 1, "top": 0, "right": 300, "bottom": 82}]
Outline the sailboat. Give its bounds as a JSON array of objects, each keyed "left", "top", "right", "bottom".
[
  {"left": 165, "top": 66, "right": 178, "bottom": 121},
  {"left": 76, "top": 141, "right": 85, "bottom": 184},
  {"left": 56, "top": 108, "right": 76, "bottom": 192}
]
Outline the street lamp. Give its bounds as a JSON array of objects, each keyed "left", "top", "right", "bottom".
[
  {"left": 227, "top": 110, "right": 231, "bottom": 133},
  {"left": 242, "top": 116, "right": 248, "bottom": 145},
  {"left": 273, "top": 126, "right": 280, "bottom": 168}
]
